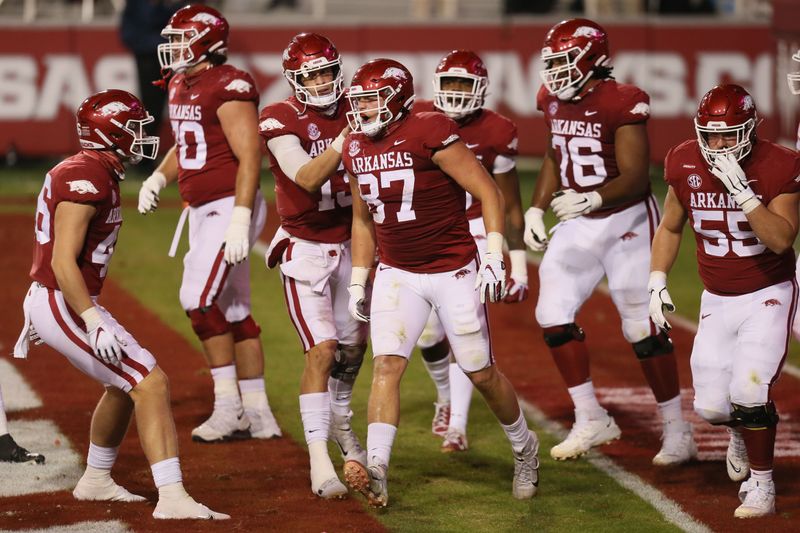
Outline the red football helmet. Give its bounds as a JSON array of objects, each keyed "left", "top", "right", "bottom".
[
  {"left": 540, "top": 18, "right": 610, "bottom": 101},
  {"left": 346, "top": 59, "right": 415, "bottom": 137},
  {"left": 788, "top": 49, "right": 800, "bottom": 95},
  {"left": 158, "top": 4, "right": 229, "bottom": 72},
  {"left": 433, "top": 50, "right": 488, "bottom": 119},
  {"left": 282, "top": 33, "right": 344, "bottom": 108},
  {"left": 76, "top": 89, "right": 159, "bottom": 164},
  {"left": 694, "top": 84, "right": 757, "bottom": 165}
]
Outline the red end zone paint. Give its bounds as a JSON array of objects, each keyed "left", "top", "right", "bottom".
[{"left": 487, "top": 264, "right": 800, "bottom": 532}]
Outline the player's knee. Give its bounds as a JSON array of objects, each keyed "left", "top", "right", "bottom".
[
  {"left": 534, "top": 303, "right": 573, "bottom": 331},
  {"left": 542, "top": 323, "right": 585, "bottom": 348},
  {"left": 373, "top": 355, "right": 405, "bottom": 382},
  {"left": 186, "top": 304, "right": 230, "bottom": 340},
  {"left": 631, "top": 331, "right": 674, "bottom": 360},
  {"left": 620, "top": 318, "right": 652, "bottom": 344},
  {"left": 306, "top": 340, "right": 337, "bottom": 372},
  {"left": 331, "top": 343, "right": 366, "bottom": 383},
  {"left": 230, "top": 315, "right": 261, "bottom": 342},
  {"left": 132, "top": 366, "right": 170, "bottom": 400},
  {"left": 420, "top": 338, "right": 450, "bottom": 363},
  {"left": 466, "top": 365, "right": 495, "bottom": 391},
  {"left": 693, "top": 398, "right": 732, "bottom": 425},
  {"left": 731, "top": 402, "right": 779, "bottom": 429}
]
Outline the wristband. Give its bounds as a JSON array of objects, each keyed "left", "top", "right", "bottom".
[
  {"left": 80, "top": 306, "right": 102, "bottom": 331},
  {"left": 648, "top": 271, "right": 668, "bottom": 290},
  {"left": 331, "top": 132, "right": 346, "bottom": 154},
  {"left": 350, "top": 266, "right": 371, "bottom": 287},
  {"left": 230, "top": 206, "right": 252, "bottom": 225},
  {"left": 509, "top": 249, "right": 528, "bottom": 281},
  {"left": 487, "top": 232, "right": 504, "bottom": 255}
]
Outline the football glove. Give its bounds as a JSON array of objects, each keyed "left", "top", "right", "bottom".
[
  {"left": 81, "top": 307, "right": 122, "bottom": 366},
  {"left": 710, "top": 153, "right": 761, "bottom": 214},
  {"left": 475, "top": 251, "right": 506, "bottom": 304},
  {"left": 551, "top": 189, "right": 602, "bottom": 221},
  {"left": 137, "top": 171, "right": 167, "bottom": 214},
  {"left": 223, "top": 206, "right": 251, "bottom": 265},
  {"left": 648, "top": 271, "right": 675, "bottom": 332},
  {"left": 503, "top": 249, "right": 529, "bottom": 303},
  {"left": 523, "top": 207, "right": 549, "bottom": 251}
]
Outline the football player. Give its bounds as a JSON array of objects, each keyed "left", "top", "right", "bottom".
[
  {"left": 259, "top": 32, "right": 367, "bottom": 499},
  {"left": 786, "top": 48, "right": 800, "bottom": 341},
  {"left": 414, "top": 49, "right": 528, "bottom": 453},
  {"left": 524, "top": 18, "right": 694, "bottom": 465},
  {"left": 14, "top": 90, "right": 227, "bottom": 519},
  {"left": 341, "top": 58, "right": 539, "bottom": 507},
  {"left": 650, "top": 84, "right": 800, "bottom": 517},
  {"left": 138, "top": 4, "right": 281, "bottom": 443}
]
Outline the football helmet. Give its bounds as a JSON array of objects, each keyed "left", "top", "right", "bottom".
[
  {"left": 694, "top": 84, "right": 757, "bottom": 165},
  {"left": 76, "top": 89, "right": 159, "bottom": 164},
  {"left": 282, "top": 33, "right": 344, "bottom": 108},
  {"left": 346, "top": 58, "right": 415, "bottom": 137},
  {"left": 433, "top": 49, "right": 488, "bottom": 119},
  {"left": 788, "top": 49, "right": 800, "bottom": 95},
  {"left": 157, "top": 4, "right": 229, "bottom": 73},
  {"left": 540, "top": 18, "right": 610, "bottom": 101}
]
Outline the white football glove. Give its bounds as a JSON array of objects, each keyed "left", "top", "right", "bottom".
[
  {"left": 81, "top": 307, "right": 122, "bottom": 366},
  {"left": 475, "top": 252, "right": 507, "bottom": 304},
  {"left": 551, "top": 189, "right": 602, "bottom": 221},
  {"left": 523, "top": 207, "right": 549, "bottom": 251},
  {"left": 223, "top": 206, "right": 252, "bottom": 265},
  {"left": 710, "top": 153, "right": 761, "bottom": 214},
  {"left": 503, "top": 249, "right": 529, "bottom": 303},
  {"left": 647, "top": 271, "right": 675, "bottom": 332},
  {"left": 348, "top": 267, "right": 371, "bottom": 323},
  {"left": 137, "top": 171, "right": 167, "bottom": 214}
]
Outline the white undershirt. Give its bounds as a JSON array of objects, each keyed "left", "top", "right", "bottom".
[{"left": 267, "top": 135, "right": 312, "bottom": 182}]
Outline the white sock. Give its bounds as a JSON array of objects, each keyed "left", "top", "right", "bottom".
[
  {"left": 501, "top": 410, "right": 531, "bottom": 454},
  {"left": 448, "top": 363, "right": 473, "bottom": 433},
  {"left": 151, "top": 457, "right": 183, "bottom": 489},
  {"left": 299, "top": 392, "right": 331, "bottom": 445},
  {"left": 87, "top": 442, "right": 118, "bottom": 471},
  {"left": 0, "top": 384, "right": 8, "bottom": 436},
  {"left": 328, "top": 376, "right": 354, "bottom": 418},
  {"left": 568, "top": 381, "right": 604, "bottom": 416},
  {"left": 750, "top": 468, "right": 773, "bottom": 483},
  {"left": 367, "top": 422, "right": 397, "bottom": 468},
  {"left": 239, "top": 377, "right": 270, "bottom": 411},
  {"left": 211, "top": 365, "right": 241, "bottom": 410},
  {"left": 657, "top": 395, "right": 684, "bottom": 426},
  {"left": 423, "top": 355, "right": 451, "bottom": 404}
]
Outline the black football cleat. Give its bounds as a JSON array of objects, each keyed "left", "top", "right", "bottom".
[{"left": 0, "top": 433, "right": 45, "bottom": 464}]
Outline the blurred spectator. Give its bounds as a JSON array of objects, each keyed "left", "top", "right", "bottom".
[
  {"left": 119, "top": 0, "right": 182, "bottom": 141},
  {"left": 656, "top": 0, "right": 714, "bottom": 14},
  {"left": 505, "top": 0, "right": 557, "bottom": 14}
]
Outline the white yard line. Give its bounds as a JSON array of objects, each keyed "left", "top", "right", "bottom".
[
  {"left": 0, "top": 358, "right": 43, "bottom": 412},
  {"left": 0, "top": 521, "right": 132, "bottom": 533}
]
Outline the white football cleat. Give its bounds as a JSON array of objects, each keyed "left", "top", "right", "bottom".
[
  {"left": 431, "top": 402, "right": 451, "bottom": 437},
  {"left": 512, "top": 430, "right": 540, "bottom": 499},
  {"left": 73, "top": 473, "right": 147, "bottom": 503},
  {"left": 441, "top": 429, "right": 468, "bottom": 453},
  {"left": 734, "top": 478, "right": 775, "bottom": 518},
  {"left": 331, "top": 413, "right": 367, "bottom": 468},
  {"left": 652, "top": 420, "right": 697, "bottom": 466},
  {"left": 313, "top": 476, "right": 348, "bottom": 499},
  {"left": 153, "top": 495, "right": 230, "bottom": 520},
  {"left": 191, "top": 406, "right": 250, "bottom": 443},
  {"left": 246, "top": 406, "right": 282, "bottom": 439},
  {"left": 345, "top": 462, "right": 388, "bottom": 508},
  {"left": 550, "top": 410, "right": 621, "bottom": 460},
  {"left": 727, "top": 427, "right": 750, "bottom": 482}
]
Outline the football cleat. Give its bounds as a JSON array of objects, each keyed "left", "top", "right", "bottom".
[
  {"left": 431, "top": 402, "right": 451, "bottom": 437},
  {"left": 0, "top": 434, "right": 45, "bottom": 464},
  {"left": 652, "top": 420, "right": 697, "bottom": 466},
  {"left": 153, "top": 495, "right": 230, "bottom": 520},
  {"left": 245, "top": 406, "right": 282, "bottom": 439},
  {"left": 727, "top": 427, "right": 750, "bottom": 482},
  {"left": 312, "top": 476, "right": 348, "bottom": 499},
  {"left": 512, "top": 430, "right": 540, "bottom": 499},
  {"left": 345, "top": 462, "right": 388, "bottom": 508},
  {"left": 734, "top": 478, "right": 775, "bottom": 518},
  {"left": 331, "top": 413, "right": 367, "bottom": 468},
  {"left": 73, "top": 471, "right": 147, "bottom": 502},
  {"left": 550, "top": 410, "right": 621, "bottom": 460},
  {"left": 191, "top": 407, "right": 251, "bottom": 443},
  {"left": 441, "top": 429, "right": 468, "bottom": 453}
]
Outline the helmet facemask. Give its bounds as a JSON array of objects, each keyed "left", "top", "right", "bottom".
[
  {"left": 788, "top": 50, "right": 800, "bottom": 96},
  {"left": 433, "top": 71, "right": 487, "bottom": 119},
  {"left": 346, "top": 86, "right": 403, "bottom": 137},
  {"left": 285, "top": 58, "right": 344, "bottom": 108},
  {"left": 540, "top": 45, "right": 595, "bottom": 101},
  {"left": 158, "top": 26, "right": 223, "bottom": 72},
  {"left": 694, "top": 118, "right": 756, "bottom": 166}
]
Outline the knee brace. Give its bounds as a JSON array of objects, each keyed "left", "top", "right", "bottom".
[
  {"left": 542, "top": 323, "right": 585, "bottom": 348},
  {"left": 230, "top": 315, "right": 261, "bottom": 342},
  {"left": 187, "top": 304, "right": 230, "bottom": 340},
  {"left": 732, "top": 402, "right": 779, "bottom": 430},
  {"left": 632, "top": 331, "right": 674, "bottom": 360},
  {"left": 420, "top": 338, "right": 450, "bottom": 363},
  {"left": 331, "top": 344, "right": 366, "bottom": 383}
]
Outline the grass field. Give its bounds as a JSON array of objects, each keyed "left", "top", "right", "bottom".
[{"left": 2, "top": 161, "right": 799, "bottom": 532}]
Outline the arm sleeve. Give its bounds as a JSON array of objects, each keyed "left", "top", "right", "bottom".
[{"left": 266, "top": 135, "right": 312, "bottom": 182}]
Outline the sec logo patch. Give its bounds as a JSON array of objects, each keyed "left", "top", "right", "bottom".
[
  {"left": 348, "top": 140, "right": 361, "bottom": 157},
  {"left": 687, "top": 174, "right": 702, "bottom": 189},
  {"left": 307, "top": 123, "right": 321, "bottom": 141},
  {"left": 548, "top": 101, "right": 558, "bottom": 116}
]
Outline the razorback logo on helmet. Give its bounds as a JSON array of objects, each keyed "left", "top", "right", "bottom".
[
  {"left": 630, "top": 102, "right": 650, "bottom": 116},
  {"left": 573, "top": 26, "right": 602, "bottom": 38},
  {"left": 259, "top": 118, "right": 285, "bottom": 131},
  {"left": 190, "top": 12, "right": 219, "bottom": 24},
  {"left": 742, "top": 95, "right": 755, "bottom": 111},
  {"left": 67, "top": 180, "right": 99, "bottom": 194},
  {"left": 225, "top": 79, "right": 253, "bottom": 93},
  {"left": 382, "top": 67, "right": 407, "bottom": 81},
  {"left": 348, "top": 139, "right": 361, "bottom": 157},
  {"left": 98, "top": 102, "right": 131, "bottom": 117}
]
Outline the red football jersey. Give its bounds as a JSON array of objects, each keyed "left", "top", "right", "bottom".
[
  {"left": 168, "top": 64, "right": 259, "bottom": 207},
  {"left": 414, "top": 99, "right": 518, "bottom": 220},
  {"left": 536, "top": 79, "right": 651, "bottom": 216},
  {"left": 342, "top": 112, "right": 477, "bottom": 273},
  {"left": 30, "top": 151, "right": 124, "bottom": 297},
  {"left": 665, "top": 139, "right": 800, "bottom": 296},
  {"left": 259, "top": 97, "right": 352, "bottom": 243}
]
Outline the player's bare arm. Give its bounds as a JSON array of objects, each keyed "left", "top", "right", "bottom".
[
  {"left": 494, "top": 167, "right": 525, "bottom": 250},
  {"left": 530, "top": 136, "right": 560, "bottom": 210},
  {"left": 156, "top": 145, "right": 179, "bottom": 183},
  {"left": 596, "top": 123, "right": 650, "bottom": 207},
  {"left": 219, "top": 100, "right": 261, "bottom": 211},
  {"left": 348, "top": 174, "right": 377, "bottom": 268},
  {"left": 433, "top": 141, "right": 505, "bottom": 235},
  {"left": 650, "top": 186, "right": 687, "bottom": 276},
  {"left": 50, "top": 201, "right": 96, "bottom": 315},
  {"left": 745, "top": 192, "right": 800, "bottom": 254}
]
